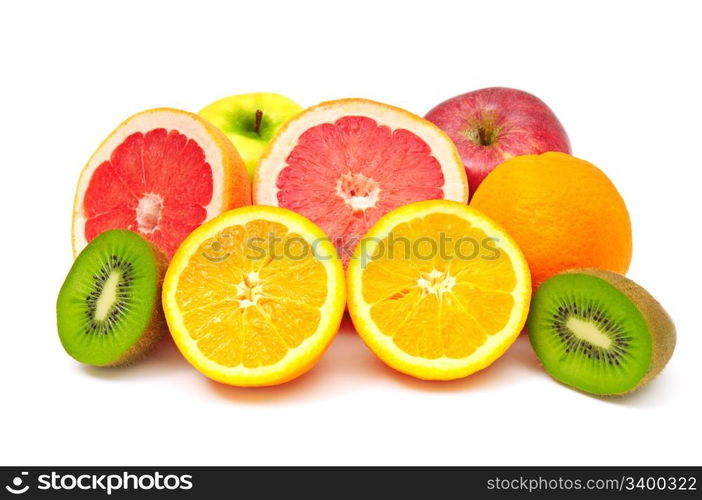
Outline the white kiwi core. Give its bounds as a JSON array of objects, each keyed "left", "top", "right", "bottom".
[
  {"left": 566, "top": 316, "right": 612, "bottom": 349},
  {"left": 94, "top": 270, "right": 121, "bottom": 321}
]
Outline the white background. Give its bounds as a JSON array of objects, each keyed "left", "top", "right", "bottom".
[{"left": 1, "top": 0, "right": 700, "bottom": 466}]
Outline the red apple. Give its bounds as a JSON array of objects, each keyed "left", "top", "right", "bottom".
[{"left": 425, "top": 87, "right": 571, "bottom": 194}]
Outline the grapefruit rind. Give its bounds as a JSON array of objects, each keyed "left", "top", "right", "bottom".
[
  {"left": 253, "top": 98, "right": 469, "bottom": 206},
  {"left": 72, "top": 107, "right": 250, "bottom": 258},
  {"left": 162, "top": 206, "right": 346, "bottom": 386},
  {"left": 347, "top": 200, "right": 531, "bottom": 380}
]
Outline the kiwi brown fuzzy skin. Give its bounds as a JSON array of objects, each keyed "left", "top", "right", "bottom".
[
  {"left": 564, "top": 268, "right": 676, "bottom": 395},
  {"left": 101, "top": 242, "right": 169, "bottom": 367}
]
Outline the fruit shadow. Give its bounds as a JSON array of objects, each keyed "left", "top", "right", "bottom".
[
  {"left": 205, "top": 315, "right": 374, "bottom": 404},
  {"left": 80, "top": 335, "right": 191, "bottom": 381},
  {"left": 206, "top": 319, "right": 545, "bottom": 404},
  {"left": 385, "top": 331, "right": 543, "bottom": 393},
  {"left": 575, "top": 374, "right": 676, "bottom": 409},
  {"left": 492, "top": 332, "right": 674, "bottom": 409}
]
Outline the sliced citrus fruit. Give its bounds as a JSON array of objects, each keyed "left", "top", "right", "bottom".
[
  {"left": 347, "top": 200, "right": 531, "bottom": 380},
  {"left": 72, "top": 107, "right": 251, "bottom": 260},
  {"left": 253, "top": 98, "right": 468, "bottom": 266},
  {"left": 163, "top": 206, "right": 345, "bottom": 386}
]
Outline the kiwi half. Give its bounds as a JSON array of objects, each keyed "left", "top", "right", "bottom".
[
  {"left": 57, "top": 230, "right": 167, "bottom": 366},
  {"left": 527, "top": 268, "right": 675, "bottom": 395}
]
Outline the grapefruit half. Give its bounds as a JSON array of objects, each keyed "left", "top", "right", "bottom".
[
  {"left": 72, "top": 108, "right": 250, "bottom": 259},
  {"left": 253, "top": 99, "right": 468, "bottom": 265}
]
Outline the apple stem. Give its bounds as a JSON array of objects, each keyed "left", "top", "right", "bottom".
[
  {"left": 254, "top": 109, "right": 263, "bottom": 135},
  {"left": 478, "top": 127, "right": 489, "bottom": 146}
]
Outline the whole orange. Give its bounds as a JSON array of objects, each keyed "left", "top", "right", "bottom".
[{"left": 470, "top": 152, "right": 632, "bottom": 289}]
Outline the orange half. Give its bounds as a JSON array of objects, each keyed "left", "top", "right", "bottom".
[
  {"left": 163, "top": 206, "right": 346, "bottom": 386},
  {"left": 347, "top": 200, "right": 531, "bottom": 380}
]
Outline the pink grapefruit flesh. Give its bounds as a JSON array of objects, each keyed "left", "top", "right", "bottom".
[
  {"left": 83, "top": 129, "right": 212, "bottom": 258},
  {"left": 254, "top": 99, "right": 468, "bottom": 265},
  {"left": 73, "top": 108, "right": 251, "bottom": 260}
]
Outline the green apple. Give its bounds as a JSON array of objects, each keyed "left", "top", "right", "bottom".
[{"left": 199, "top": 93, "right": 303, "bottom": 178}]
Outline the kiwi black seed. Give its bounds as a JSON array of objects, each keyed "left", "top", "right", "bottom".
[
  {"left": 527, "top": 268, "right": 675, "bottom": 396},
  {"left": 57, "top": 230, "right": 167, "bottom": 366}
]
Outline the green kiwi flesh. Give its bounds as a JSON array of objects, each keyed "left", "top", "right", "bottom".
[
  {"left": 527, "top": 268, "right": 675, "bottom": 395},
  {"left": 57, "top": 230, "right": 166, "bottom": 366}
]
